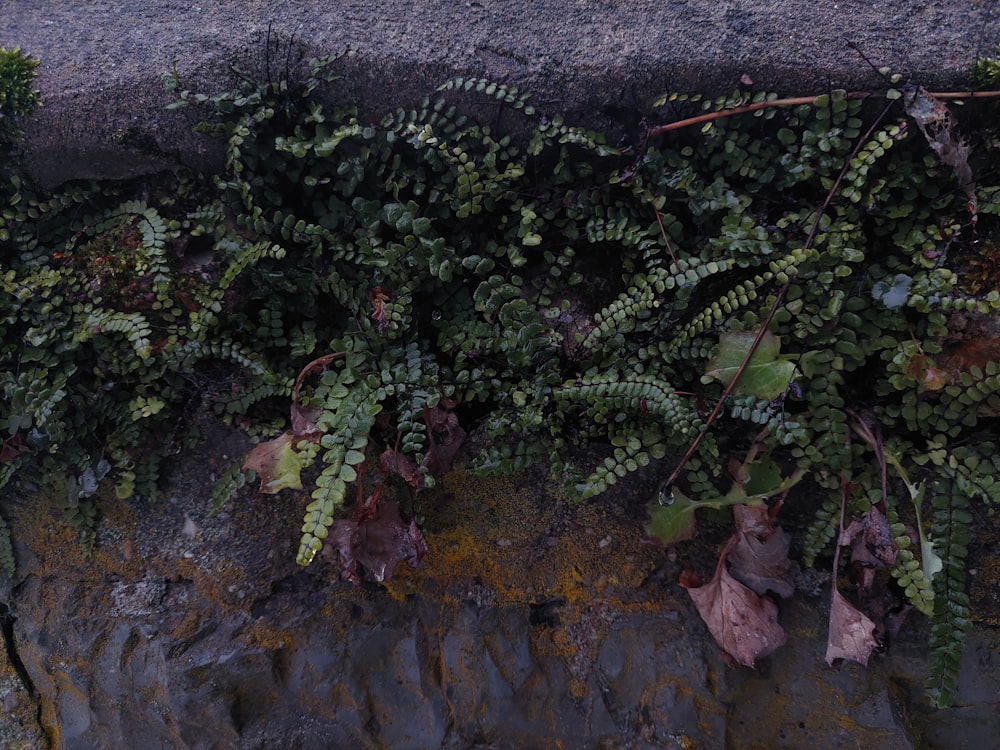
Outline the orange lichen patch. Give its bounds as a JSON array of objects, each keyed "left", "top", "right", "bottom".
[
  {"left": 387, "top": 466, "right": 661, "bottom": 607},
  {"left": 8, "top": 495, "right": 86, "bottom": 567},
  {"left": 6, "top": 479, "right": 151, "bottom": 583},
  {"left": 0, "top": 661, "right": 48, "bottom": 749}
]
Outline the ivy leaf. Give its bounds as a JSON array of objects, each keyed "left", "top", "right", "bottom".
[
  {"left": 704, "top": 330, "right": 796, "bottom": 401},
  {"left": 871, "top": 273, "right": 911, "bottom": 309},
  {"left": 645, "top": 455, "right": 804, "bottom": 547},
  {"left": 242, "top": 432, "right": 304, "bottom": 494},
  {"left": 645, "top": 487, "right": 700, "bottom": 546},
  {"left": 741, "top": 455, "right": 783, "bottom": 496}
]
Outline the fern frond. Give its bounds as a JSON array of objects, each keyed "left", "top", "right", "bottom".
[{"left": 925, "top": 474, "right": 973, "bottom": 708}]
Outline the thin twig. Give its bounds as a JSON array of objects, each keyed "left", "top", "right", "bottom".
[
  {"left": 652, "top": 206, "right": 678, "bottom": 266},
  {"left": 849, "top": 411, "right": 888, "bottom": 514},
  {"left": 645, "top": 89, "right": 1000, "bottom": 139}
]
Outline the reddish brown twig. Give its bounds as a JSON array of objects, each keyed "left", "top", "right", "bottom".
[{"left": 645, "top": 89, "right": 1000, "bottom": 139}]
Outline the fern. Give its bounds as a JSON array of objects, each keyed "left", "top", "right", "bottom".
[
  {"left": 298, "top": 374, "right": 380, "bottom": 565},
  {"left": 75, "top": 309, "right": 153, "bottom": 359},
  {"left": 210, "top": 460, "right": 253, "bottom": 515},
  {"left": 925, "top": 473, "right": 973, "bottom": 708}
]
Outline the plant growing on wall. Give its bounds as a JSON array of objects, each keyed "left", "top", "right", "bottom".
[
  {"left": 173, "top": 57, "right": 1000, "bottom": 706},
  {"left": 3, "top": 41, "right": 999, "bottom": 706}
]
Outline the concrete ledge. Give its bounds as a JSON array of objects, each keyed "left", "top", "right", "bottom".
[{"left": 2, "top": 0, "right": 998, "bottom": 187}]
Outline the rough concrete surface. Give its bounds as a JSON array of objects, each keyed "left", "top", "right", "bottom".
[{"left": 1, "top": 0, "right": 999, "bottom": 186}]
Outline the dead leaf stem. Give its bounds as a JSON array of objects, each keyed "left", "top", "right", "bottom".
[
  {"left": 645, "top": 89, "right": 1000, "bottom": 139},
  {"left": 292, "top": 352, "right": 348, "bottom": 404}
]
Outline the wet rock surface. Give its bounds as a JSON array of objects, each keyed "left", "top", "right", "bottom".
[{"left": 0, "top": 420, "right": 998, "bottom": 748}]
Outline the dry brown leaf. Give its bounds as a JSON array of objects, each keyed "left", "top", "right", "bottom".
[
  {"left": 841, "top": 506, "right": 897, "bottom": 568},
  {"left": 825, "top": 588, "right": 879, "bottom": 667},
  {"left": 379, "top": 448, "right": 424, "bottom": 489},
  {"left": 903, "top": 87, "right": 976, "bottom": 221},
  {"left": 292, "top": 353, "right": 344, "bottom": 401},
  {"left": 728, "top": 527, "right": 794, "bottom": 599},
  {"left": 841, "top": 506, "right": 897, "bottom": 596},
  {"left": 733, "top": 503, "right": 774, "bottom": 538},
  {"left": 290, "top": 402, "right": 322, "bottom": 437},
  {"left": 322, "top": 499, "right": 428, "bottom": 584},
  {"left": 0, "top": 432, "right": 27, "bottom": 464},
  {"left": 680, "top": 539, "right": 786, "bottom": 667},
  {"left": 727, "top": 504, "right": 794, "bottom": 598},
  {"left": 421, "top": 401, "right": 466, "bottom": 479}
]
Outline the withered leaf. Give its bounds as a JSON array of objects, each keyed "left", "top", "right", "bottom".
[
  {"left": 290, "top": 402, "right": 322, "bottom": 437},
  {"left": 242, "top": 382, "right": 326, "bottom": 494},
  {"left": 841, "top": 506, "right": 897, "bottom": 596},
  {"left": 292, "top": 353, "right": 344, "bottom": 401},
  {"left": 0, "top": 432, "right": 27, "bottom": 464},
  {"left": 421, "top": 401, "right": 466, "bottom": 479},
  {"left": 841, "top": 506, "right": 897, "bottom": 569},
  {"left": 323, "top": 499, "right": 428, "bottom": 584},
  {"left": 825, "top": 588, "right": 879, "bottom": 667},
  {"left": 379, "top": 448, "right": 424, "bottom": 489},
  {"left": 903, "top": 87, "right": 976, "bottom": 220},
  {"left": 369, "top": 287, "right": 390, "bottom": 330},
  {"left": 242, "top": 432, "right": 304, "bottom": 494},
  {"left": 727, "top": 504, "right": 794, "bottom": 598},
  {"left": 733, "top": 503, "right": 774, "bottom": 538},
  {"left": 680, "top": 539, "right": 786, "bottom": 668}
]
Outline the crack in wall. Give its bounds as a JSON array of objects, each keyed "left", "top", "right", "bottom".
[
  {"left": 0, "top": 601, "right": 49, "bottom": 746},
  {"left": 0, "top": 603, "right": 36, "bottom": 699}
]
